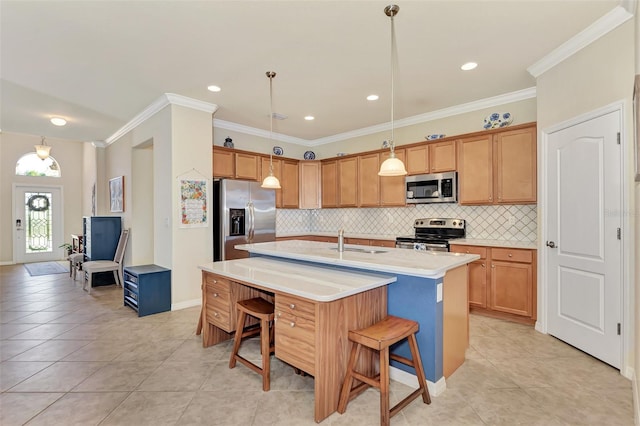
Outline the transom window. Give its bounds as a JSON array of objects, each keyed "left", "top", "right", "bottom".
[{"left": 15, "top": 153, "right": 61, "bottom": 177}]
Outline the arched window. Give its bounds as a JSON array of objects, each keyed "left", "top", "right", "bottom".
[{"left": 15, "top": 153, "right": 61, "bottom": 177}]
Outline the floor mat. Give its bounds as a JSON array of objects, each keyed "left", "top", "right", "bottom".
[{"left": 24, "top": 261, "right": 69, "bottom": 276}]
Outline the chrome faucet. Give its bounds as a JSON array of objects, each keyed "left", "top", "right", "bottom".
[{"left": 338, "top": 228, "right": 345, "bottom": 252}]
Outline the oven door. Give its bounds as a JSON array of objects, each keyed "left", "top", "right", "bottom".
[
  {"left": 415, "top": 242, "right": 449, "bottom": 252},
  {"left": 395, "top": 240, "right": 416, "bottom": 249}
]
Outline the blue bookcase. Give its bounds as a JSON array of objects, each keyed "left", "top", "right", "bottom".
[{"left": 123, "top": 265, "right": 171, "bottom": 317}]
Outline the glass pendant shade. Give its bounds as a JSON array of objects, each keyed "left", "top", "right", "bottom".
[
  {"left": 261, "top": 172, "right": 281, "bottom": 189},
  {"left": 35, "top": 137, "right": 51, "bottom": 160},
  {"left": 378, "top": 152, "right": 407, "bottom": 176}
]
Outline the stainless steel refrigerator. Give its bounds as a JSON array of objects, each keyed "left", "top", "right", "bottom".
[{"left": 213, "top": 179, "right": 276, "bottom": 261}]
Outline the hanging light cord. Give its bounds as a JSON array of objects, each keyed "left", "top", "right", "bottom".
[
  {"left": 390, "top": 10, "right": 395, "bottom": 153},
  {"left": 267, "top": 71, "right": 276, "bottom": 174}
]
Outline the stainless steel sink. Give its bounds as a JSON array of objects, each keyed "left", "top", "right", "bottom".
[{"left": 330, "top": 247, "right": 388, "bottom": 254}]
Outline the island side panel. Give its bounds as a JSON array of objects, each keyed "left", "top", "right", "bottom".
[
  {"left": 314, "top": 286, "right": 387, "bottom": 423},
  {"left": 443, "top": 265, "right": 469, "bottom": 377},
  {"left": 387, "top": 274, "right": 443, "bottom": 382}
]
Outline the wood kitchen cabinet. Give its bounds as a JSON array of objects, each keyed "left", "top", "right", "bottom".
[
  {"left": 321, "top": 160, "right": 338, "bottom": 208},
  {"left": 457, "top": 124, "right": 536, "bottom": 205},
  {"left": 281, "top": 159, "right": 300, "bottom": 208},
  {"left": 406, "top": 140, "right": 456, "bottom": 175},
  {"left": 299, "top": 161, "right": 321, "bottom": 209},
  {"left": 450, "top": 244, "right": 537, "bottom": 324},
  {"left": 213, "top": 146, "right": 260, "bottom": 181},
  {"left": 338, "top": 156, "right": 358, "bottom": 207},
  {"left": 357, "top": 153, "right": 380, "bottom": 207}
]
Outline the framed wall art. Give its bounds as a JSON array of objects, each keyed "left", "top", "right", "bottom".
[{"left": 109, "top": 176, "right": 124, "bottom": 213}]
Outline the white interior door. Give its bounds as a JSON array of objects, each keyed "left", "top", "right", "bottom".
[
  {"left": 13, "top": 185, "right": 64, "bottom": 263},
  {"left": 545, "top": 110, "right": 622, "bottom": 368}
]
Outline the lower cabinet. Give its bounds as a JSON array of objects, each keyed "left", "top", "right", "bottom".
[
  {"left": 450, "top": 244, "right": 537, "bottom": 323},
  {"left": 274, "top": 294, "right": 316, "bottom": 375},
  {"left": 123, "top": 265, "right": 171, "bottom": 317}
]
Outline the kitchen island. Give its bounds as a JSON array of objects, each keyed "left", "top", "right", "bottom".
[{"left": 198, "top": 241, "right": 478, "bottom": 423}]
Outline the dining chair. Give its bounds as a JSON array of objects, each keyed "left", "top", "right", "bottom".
[{"left": 82, "top": 228, "right": 130, "bottom": 294}]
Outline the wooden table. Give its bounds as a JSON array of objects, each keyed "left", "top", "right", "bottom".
[{"left": 198, "top": 257, "right": 396, "bottom": 423}]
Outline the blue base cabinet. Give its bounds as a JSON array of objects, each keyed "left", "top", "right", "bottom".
[{"left": 123, "top": 265, "right": 171, "bottom": 317}]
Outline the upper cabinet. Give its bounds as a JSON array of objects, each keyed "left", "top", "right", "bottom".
[
  {"left": 212, "top": 148, "right": 235, "bottom": 178},
  {"left": 338, "top": 157, "right": 358, "bottom": 207},
  {"left": 458, "top": 124, "right": 536, "bottom": 205},
  {"left": 235, "top": 152, "right": 260, "bottom": 181},
  {"left": 321, "top": 160, "right": 338, "bottom": 208},
  {"left": 357, "top": 153, "right": 380, "bottom": 207},
  {"left": 213, "top": 146, "right": 260, "bottom": 181},
  {"left": 379, "top": 149, "right": 406, "bottom": 207},
  {"left": 406, "top": 140, "right": 456, "bottom": 175},
  {"left": 281, "top": 160, "right": 300, "bottom": 208},
  {"left": 299, "top": 161, "right": 321, "bottom": 209}
]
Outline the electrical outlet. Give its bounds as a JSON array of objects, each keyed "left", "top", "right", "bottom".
[{"left": 508, "top": 215, "right": 516, "bottom": 226}]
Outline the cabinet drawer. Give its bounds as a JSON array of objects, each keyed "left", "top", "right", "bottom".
[
  {"left": 491, "top": 248, "right": 532, "bottom": 263},
  {"left": 205, "top": 275, "right": 232, "bottom": 292},
  {"left": 275, "top": 294, "right": 315, "bottom": 320},
  {"left": 275, "top": 311, "right": 315, "bottom": 375},
  {"left": 206, "top": 301, "right": 232, "bottom": 332},
  {"left": 450, "top": 245, "right": 487, "bottom": 259}
]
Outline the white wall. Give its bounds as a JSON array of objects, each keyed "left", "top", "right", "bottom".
[{"left": 0, "top": 132, "right": 84, "bottom": 264}]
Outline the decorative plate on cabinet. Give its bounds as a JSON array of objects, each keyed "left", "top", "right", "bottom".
[
  {"left": 273, "top": 146, "right": 284, "bottom": 156},
  {"left": 303, "top": 151, "right": 316, "bottom": 160},
  {"left": 425, "top": 134, "right": 446, "bottom": 140},
  {"left": 483, "top": 112, "right": 513, "bottom": 129},
  {"left": 223, "top": 137, "right": 234, "bottom": 148},
  {"left": 381, "top": 140, "right": 390, "bottom": 149}
]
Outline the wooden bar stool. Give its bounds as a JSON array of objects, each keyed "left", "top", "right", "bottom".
[
  {"left": 229, "top": 297, "right": 275, "bottom": 391},
  {"left": 337, "top": 315, "right": 431, "bottom": 426}
]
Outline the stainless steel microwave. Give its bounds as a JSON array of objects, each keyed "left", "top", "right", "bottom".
[{"left": 405, "top": 171, "right": 458, "bottom": 204}]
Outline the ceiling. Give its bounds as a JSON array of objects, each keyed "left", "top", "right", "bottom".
[{"left": 0, "top": 0, "right": 623, "bottom": 145}]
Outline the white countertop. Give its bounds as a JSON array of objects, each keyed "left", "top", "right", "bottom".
[
  {"left": 236, "top": 240, "right": 479, "bottom": 279},
  {"left": 277, "top": 232, "right": 397, "bottom": 241},
  {"left": 450, "top": 239, "right": 538, "bottom": 249},
  {"left": 198, "top": 257, "right": 396, "bottom": 302}
]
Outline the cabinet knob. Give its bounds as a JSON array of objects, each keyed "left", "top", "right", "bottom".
[
  {"left": 213, "top": 293, "right": 219, "bottom": 297},
  {"left": 213, "top": 279, "right": 217, "bottom": 283},
  {"left": 290, "top": 322, "right": 295, "bottom": 327},
  {"left": 466, "top": 250, "right": 470, "bottom": 253},
  {"left": 508, "top": 253, "right": 513, "bottom": 257},
  {"left": 481, "top": 263, "right": 485, "bottom": 268},
  {"left": 289, "top": 304, "right": 295, "bottom": 309},
  {"left": 277, "top": 312, "right": 281, "bottom": 317},
  {"left": 491, "top": 265, "right": 495, "bottom": 268},
  {"left": 213, "top": 312, "right": 219, "bottom": 317}
]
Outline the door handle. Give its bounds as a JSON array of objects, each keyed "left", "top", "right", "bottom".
[{"left": 546, "top": 241, "right": 556, "bottom": 248}]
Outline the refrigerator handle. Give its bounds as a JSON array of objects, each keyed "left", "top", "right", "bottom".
[{"left": 247, "top": 202, "right": 255, "bottom": 242}]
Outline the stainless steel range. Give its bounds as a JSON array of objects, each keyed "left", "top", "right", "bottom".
[{"left": 395, "top": 218, "right": 466, "bottom": 252}]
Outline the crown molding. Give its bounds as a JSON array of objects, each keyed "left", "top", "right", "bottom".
[
  {"left": 213, "top": 118, "right": 312, "bottom": 146},
  {"left": 105, "top": 93, "right": 218, "bottom": 145},
  {"left": 307, "top": 87, "right": 537, "bottom": 146},
  {"left": 91, "top": 141, "right": 107, "bottom": 148},
  {"left": 527, "top": 5, "right": 633, "bottom": 78}
]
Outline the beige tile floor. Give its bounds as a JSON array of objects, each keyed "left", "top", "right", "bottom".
[{"left": 0, "top": 263, "right": 634, "bottom": 425}]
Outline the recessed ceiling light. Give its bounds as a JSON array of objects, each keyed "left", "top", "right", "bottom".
[
  {"left": 50, "top": 117, "right": 67, "bottom": 126},
  {"left": 207, "top": 85, "right": 221, "bottom": 92},
  {"left": 304, "top": 116, "right": 315, "bottom": 121},
  {"left": 460, "top": 62, "right": 478, "bottom": 71},
  {"left": 367, "top": 94, "right": 379, "bottom": 101}
]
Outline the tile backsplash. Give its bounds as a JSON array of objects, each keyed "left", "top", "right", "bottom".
[{"left": 277, "top": 204, "right": 537, "bottom": 242}]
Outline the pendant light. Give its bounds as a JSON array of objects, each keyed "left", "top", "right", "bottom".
[
  {"left": 35, "top": 136, "right": 51, "bottom": 160},
  {"left": 378, "top": 4, "right": 407, "bottom": 177},
  {"left": 261, "top": 71, "right": 282, "bottom": 189}
]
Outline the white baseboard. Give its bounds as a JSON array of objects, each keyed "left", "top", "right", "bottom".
[
  {"left": 171, "top": 298, "right": 201, "bottom": 311},
  {"left": 0, "top": 261, "right": 15, "bottom": 266},
  {"left": 389, "top": 366, "right": 447, "bottom": 396},
  {"left": 632, "top": 368, "right": 639, "bottom": 426}
]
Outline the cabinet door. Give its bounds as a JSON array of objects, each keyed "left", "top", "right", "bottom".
[
  {"left": 281, "top": 160, "right": 300, "bottom": 208},
  {"left": 299, "top": 161, "right": 321, "bottom": 209},
  {"left": 406, "top": 145, "right": 429, "bottom": 175},
  {"left": 380, "top": 149, "right": 406, "bottom": 206},
  {"left": 468, "top": 260, "right": 488, "bottom": 308},
  {"left": 213, "top": 149, "right": 234, "bottom": 178},
  {"left": 490, "top": 260, "right": 532, "bottom": 317},
  {"left": 235, "top": 153, "right": 260, "bottom": 181},
  {"left": 357, "top": 153, "right": 380, "bottom": 207},
  {"left": 261, "top": 157, "right": 283, "bottom": 207},
  {"left": 321, "top": 161, "right": 338, "bottom": 208},
  {"left": 494, "top": 126, "right": 537, "bottom": 204},
  {"left": 338, "top": 157, "right": 358, "bottom": 207},
  {"left": 458, "top": 135, "right": 493, "bottom": 204},
  {"left": 429, "top": 140, "right": 456, "bottom": 173}
]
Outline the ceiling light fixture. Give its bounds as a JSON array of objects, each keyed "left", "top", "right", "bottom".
[
  {"left": 304, "top": 116, "right": 315, "bottom": 121},
  {"left": 35, "top": 136, "right": 51, "bottom": 160},
  {"left": 367, "top": 94, "right": 379, "bottom": 101},
  {"left": 207, "top": 85, "right": 221, "bottom": 92},
  {"left": 50, "top": 117, "right": 66, "bottom": 126},
  {"left": 461, "top": 62, "right": 478, "bottom": 71},
  {"left": 378, "top": 4, "right": 407, "bottom": 177},
  {"left": 261, "top": 71, "right": 281, "bottom": 189}
]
